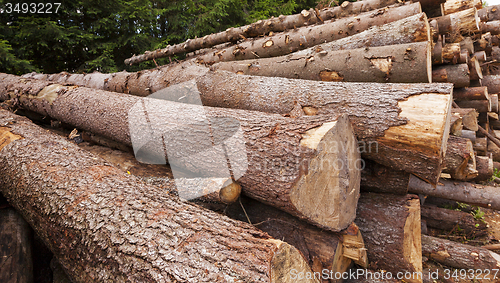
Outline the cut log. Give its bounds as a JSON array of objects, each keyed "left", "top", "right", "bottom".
[
  {"left": 468, "top": 55, "right": 483, "bottom": 80},
  {"left": 474, "top": 155, "right": 494, "bottom": 181},
  {"left": 475, "top": 50, "right": 487, "bottom": 62},
  {"left": 432, "top": 36, "right": 444, "bottom": 64},
  {"left": 461, "top": 129, "right": 477, "bottom": 141},
  {"left": 409, "top": 175, "right": 500, "bottom": 210},
  {"left": 474, "top": 136, "right": 488, "bottom": 154},
  {"left": 478, "top": 4, "right": 500, "bottom": 21},
  {"left": 212, "top": 42, "right": 433, "bottom": 83},
  {"left": 421, "top": 205, "right": 486, "bottom": 236},
  {"left": 492, "top": 93, "right": 499, "bottom": 112},
  {"left": 441, "top": 0, "right": 482, "bottom": 15},
  {"left": 432, "top": 63, "right": 470, "bottom": 87},
  {"left": 442, "top": 135, "right": 477, "bottom": 181},
  {"left": 429, "top": 19, "right": 440, "bottom": 41},
  {"left": 482, "top": 20, "right": 500, "bottom": 35},
  {"left": 460, "top": 36, "right": 474, "bottom": 55},
  {"left": 455, "top": 99, "right": 491, "bottom": 112},
  {"left": 0, "top": 73, "right": 360, "bottom": 232},
  {"left": 451, "top": 108, "right": 479, "bottom": 131},
  {"left": 422, "top": 235, "right": 500, "bottom": 270},
  {"left": 431, "top": 8, "right": 480, "bottom": 43},
  {"left": 0, "top": 109, "right": 319, "bottom": 283},
  {"left": 360, "top": 159, "right": 410, "bottom": 195},
  {"left": 0, "top": 208, "right": 33, "bottom": 283},
  {"left": 449, "top": 112, "right": 463, "bottom": 136},
  {"left": 124, "top": 0, "right": 413, "bottom": 65},
  {"left": 355, "top": 193, "right": 422, "bottom": 283},
  {"left": 195, "top": 8, "right": 426, "bottom": 64},
  {"left": 452, "top": 86, "right": 489, "bottom": 100},
  {"left": 224, "top": 196, "right": 368, "bottom": 276},
  {"left": 482, "top": 75, "right": 500, "bottom": 94},
  {"left": 441, "top": 42, "right": 461, "bottom": 63}
]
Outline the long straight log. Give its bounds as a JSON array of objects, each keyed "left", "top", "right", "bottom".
[
  {"left": 421, "top": 205, "right": 486, "bottom": 236},
  {"left": 455, "top": 99, "right": 491, "bottom": 112},
  {"left": 355, "top": 193, "right": 422, "bottom": 283},
  {"left": 194, "top": 6, "right": 424, "bottom": 64},
  {"left": 409, "top": 175, "right": 500, "bottom": 210},
  {"left": 0, "top": 73, "right": 360, "bottom": 231},
  {"left": 0, "top": 109, "right": 318, "bottom": 283},
  {"left": 212, "top": 42, "right": 433, "bottom": 83},
  {"left": 453, "top": 86, "right": 489, "bottom": 100}
]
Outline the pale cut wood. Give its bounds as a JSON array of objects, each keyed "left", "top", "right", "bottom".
[
  {"left": 0, "top": 109, "right": 319, "bottom": 283},
  {"left": 449, "top": 113, "right": 463, "bottom": 136},
  {"left": 442, "top": 135, "right": 477, "bottom": 181},
  {"left": 468, "top": 55, "right": 483, "bottom": 80},
  {"left": 451, "top": 108, "right": 478, "bottom": 131},
  {"left": 441, "top": 42, "right": 461, "bottom": 63},
  {"left": 441, "top": 0, "right": 482, "bottom": 15},
  {"left": 431, "top": 8, "right": 480, "bottom": 43}
]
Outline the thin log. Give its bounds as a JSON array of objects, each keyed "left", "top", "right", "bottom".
[
  {"left": 409, "top": 175, "right": 500, "bottom": 210},
  {"left": 422, "top": 235, "right": 500, "bottom": 270},
  {"left": 194, "top": 8, "right": 425, "bottom": 64},
  {"left": 478, "top": 124, "right": 500, "bottom": 149},
  {"left": 482, "top": 20, "right": 500, "bottom": 35},
  {"left": 421, "top": 204, "right": 487, "bottom": 236},
  {"left": 442, "top": 135, "right": 477, "bottom": 181},
  {"left": 468, "top": 55, "right": 483, "bottom": 80},
  {"left": 452, "top": 86, "right": 489, "bottom": 100},
  {"left": 449, "top": 113, "right": 463, "bottom": 136},
  {"left": 0, "top": 73, "right": 361, "bottom": 232},
  {"left": 429, "top": 19, "right": 440, "bottom": 41},
  {"left": 0, "top": 109, "right": 318, "bottom": 282},
  {"left": 355, "top": 193, "right": 422, "bottom": 283},
  {"left": 474, "top": 155, "right": 494, "bottom": 181},
  {"left": 455, "top": 99, "right": 491, "bottom": 112},
  {"left": 478, "top": 4, "right": 500, "bottom": 21},
  {"left": 431, "top": 8, "right": 480, "bottom": 43},
  {"left": 451, "top": 108, "right": 479, "bottom": 131},
  {"left": 491, "top": 93, "right": 499, "bottom": 112},
  {"left": 360, "top": 159, "right": 410, "bottom": 195},
  {"left": 441, "top": 0, "right": 482, "bottom": 15},
  {"left": 432, "top": 63, "right": 470, "bottom": 87}
]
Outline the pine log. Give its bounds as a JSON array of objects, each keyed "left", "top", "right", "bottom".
[
  {"left": 360, "top": 159, "right": 410, "bottom": 195},
  {"left": 224, "top": 196, "right": 368, "bottom": 276},
  {"left": 0, "top": 73, "right": 360, "bottom": 232},
  {"left": 455, "top": 99, "right": 491, "bottom": 112},
  {"left": 482, "top": 75, "right": 500, "bottom": 94},
  {"left": 409, "top": 175, "right": 500, "bottom": 210},
  {"left": 449, "top": 113, "right": 463, "bottom": 135},
  {"left": 355, "top": 193, "right": 422, "bottom": 283},
  {"left": 0, "top": 208, "right": 33, "bottom": 283},
  {"left": 442, "top": 135, "right": 477, "bottom": 181},
  {"left": 432, "top": 37, "right": 444, "bottom": 64},
  {"left": 194, "top": 7, "right": 425, "bottom": 64},
  {"left": 432, "top": 63, "right": 470, "bottom": 87},
  {"left": 124, "top": 0, "right": 413, "bottom": 65},
  {"left": 441, "top": 0, "right": 482, "bottom": 15},
  {"left": 474, "top": 155, "right": 494, "bottom": 181},
  {"left": 421, "top": 205, "right": 486, "bottom": 236},
  {"left": 422, "top": 235, "right": 500, "bottom": 270},
  {"left": 468, "top": 55, "right": 483, "bottom": 80},
  {"left": 453, "top": 86, "right": 489, "bottom": 100},
  {"left": 474, "top": 136, "right": 488, "bottom": 155},
  {"left": 0, "top": 109, "right": 320, "bottom": 283},
  {"left": 451, "top": 108, "right": 479, "bottom": 131},
  {"left": 460, "top": 36, "right": 474, "bottom": 55},
  {"left": 431, "top": 8, "right": 480, "bottom": 43}
]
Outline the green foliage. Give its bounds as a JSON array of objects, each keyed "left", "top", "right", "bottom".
[{"left": 471, "top": 207, "right": 485, "bottom": 221}]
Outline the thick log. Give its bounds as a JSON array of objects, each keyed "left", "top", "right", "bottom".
[
  {"left": 478, "top": 4, "right": 500, "bottom": 21},
  {"left": 360, "top": 159, "right": 410, "bottom": 195},
  {"left": 441, "top": 42, "right": 461, "bottom": 63},
  {"left": 453, "top": 86, "right": 489, "bottom": 100},
  {"left": 451, "top": 108, "right": 479, "bottom": 131},
  {"left": 431, "top": 8, "right": 480, "bottom": 42},
  {"left": 195, "top": 8, "right": 425, "bottom": 64},
  {"left": 474, "top": 136, "right": 488, "bottom": 153},
  {"left": 432, "top": 63, "right": 470, "bottom": 87},
  {"left": 441, "top": 0, "right": 482, "bottom": 15},
  {"left": 409, "top": 175, "right": 500, "bottom": 210},
  {"left": 442, "top": 135, "right": 477, "bottom": 181},
  {"left": 474, "top": 155, "right": 494, "bottom": 181},
  {"left": 124, "top": 0, "right": 414, "bottom": 65},
  {"left": 0, "top": 73, "right": 360, "bottom": 232},
  {"left": 224, "top": 196, "right": 368, "bottom": 276},
  {"left": 0, "top": 208, "right": 33, "bottom": 283},
  {"left": 0, "top": 109, "right": 319, "bottom": 282},
  {"left": 421, "top": 205, "right": 486, "bottom": 236},
  {"left": 482, "top": 75, "right": 500, "bottom": 94},
  {"left": 422, "top": 235, "right": 500, "bottom": 270},
  {"left": 355, "top": 193, "right": 422, "bottom": 283},
  {"left": 482, "top": 20, "right": 500, "bottom": 35},
  {"left": 455, "top": 99, "right": 491, "bottom": 112}
]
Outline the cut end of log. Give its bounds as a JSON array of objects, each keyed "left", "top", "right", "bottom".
[
  {"left": 427, "top": 41, "right": 433, "bottom": 83},
  {"left": 219, "top": 180, "right": 242, "bottom": 204},
  {"left": 293, "top": 114, "right": 360, "bottom": 231},
  {"left": 403, "top": 198, "right": 423, "bottom": 278},
  {"left": 269, "top": 239, "right": 319, "bottom": 283}
]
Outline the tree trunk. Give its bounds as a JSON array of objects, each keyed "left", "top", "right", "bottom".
[
  {"left": 431, "top": 8, "right": 480, "bottom": 43},
  {"left": 451, "top": 108, "right": 478, "bottom": 131},
  {"left": 455, "top": 99, "right": 491, "bottom": 112},
  {"left": 422, "top": 235, "right": 500, "bottom": 270},
  {"left": 432, "top": 63, "right": 470, "bottom": 88},
  {"left": 474, "top": 155, "right": 494, "bottom": 181},
  {"left": 224, "top": 196, "right": 368, "bottom": 279},
  {"left": 442, "top": 135, "right": 477, "bottom": 181},
  {"left": 194, "top": 7, "right": 425, "bottom": 64},
  {"left": 355, "top": 193, "right": 422, "bottom": 283},
  {"left": 421, "top": 205, "right": 487, "bottom": 236},
  {"left": 0, "top": 208, "right": 33, "bottom": 283},
  {"left": 482, "top": 75, "right": 500, "bottom": 95},
  {"left": 360, "top": 159, "right": 410, "bottom": 195},
  {"left": 0, "top": 109, "right": 318, "bottom": 283},
  {"left": 441, "top": 0, "right": 482, "bottom": 15},
  {"left": 212, "top": 42, "right": 433, "bottom": 83},
  {"left": 453, "top": 86, "right": 489, "bottom": 100},
  {"left": 408, "top": 175, "right": 500, "bottom": 210},
  {"left": 0, "top": 73, "right": 361, "bottom": 232}
]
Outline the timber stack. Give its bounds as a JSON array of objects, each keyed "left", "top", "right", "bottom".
[{"left": 3, "top": 0, "right": 500, "bottom": 282}]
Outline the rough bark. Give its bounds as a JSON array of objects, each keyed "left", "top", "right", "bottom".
[
  {"left": 422, "top": 235, "right": 500, "bottom": 270},
  {"left": 0, "top": 73, "right": 361, "bottom": 232},
  {"left": 453, "top": 86, "right": 489, "bottom": 100},
  {"left": 441, "top": 0, "right": 482, "bottom": 15},
  {"left": 431, "top": 8, "right": 480, "bottom": 43},
  {"left": 212, "top": 42, "right": 433, "bottom": 83},
  {"left": 460, "top": 36, "right": 474, "bottom": 55},
  {"left": 360, "top": 159, "right": 410, "bottom": 195},
  {"left": 442, "top": 135, "right": 477, "bottom": 181},
  {"left": 0, "top": 208, "right": 33, "bottom": 283},
  {"left": 0, "top": 109, "right": 318, "bottom": 283},
  {"left": 482, "top": 75, "right": 500, "bottom": 94},
  {"left": 441, "top": 42, "right": 461, "bottom": 63},
  {"left": 194, "top": 6, "right": 425, "bottom": 64},
  {"left": 474, "top": 155, "right": 494, "bottom": 181},
  {"left": 478, "top": 4, "right": 500, "bottom": 22},
  {"left": 408, "top": 175, "right": 500, "bottom": 210},
  {"left": 355, "top": 193, "right": 422, "bottom": 283},
  {"left": 224, "top": 196, "right": 368, "bottom": 278},
  {"left": 421, "top": 205, "right": 486, "bottom": 236},
  {"left": 451, "top": 108, "right": 478, "bottom": 131},
  {"left": 432, "top": 63, "right": 470, "bottom": 87},
  {"left": 474, "top": 136, "right": 488, "bottom": 154},
  {"left": 468, "top": 55, "right": 483, "bottom": 80},
  {"left": 482, "top": 20, "right": 500, "bottom": 35},
  {"left": 456, "top": 99, "right": 491, "bottom": 112}
]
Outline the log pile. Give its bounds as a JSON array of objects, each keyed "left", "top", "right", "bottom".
[{"left": 4, "top": 0, "right": 500, "bottom": 282}]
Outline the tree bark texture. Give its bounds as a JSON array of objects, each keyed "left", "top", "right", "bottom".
[
  {"left": 442, "top": 135, "right": 477, "bottom": 181},
  {"left": 421, "top": 205, "right": 487, "bottom": 236},
  {"left": 194, "top": 5, "right": 424, "bottom": 64},
  {"left": 422, "top": 235, "right": 500, "bottom": 270},
  {"left": 0, "top": 73, "right": 361, "bottom": 232},
  {"left": 0, "top": 109, "right": 319, "bottom": 283},
  {"left": 212, "top": 41, "right": 433, "bottom": 83},
  {"left": 453, "top": 86, "right": 489, "bottom": 100},
  {"left": 432, "top": 63, "right": 470, "bottom": 88},
  {"left": 441, "top": 0, "right": 482, "bottom": 15},
  {"left": 482, "top": 20, "right": 500, "bottom": 35},
  {"left": 482, "top": 75, "right": 500, "bottom": 95},
  {"left": 431, "top": 8, "right": 480, "bottom": 43},
  {"left": 478, "top": 4, "right": 500, "bottom": 22},
  {"left": 355, "top": 193, "right": 422, "bottom": 283},
  {"left": 456, "top": 99, "right": 491, "bottom": 112},
  {"left": 474, "top": 155, "right": 494, "bottom": 181},
  {"left": 360, "top": 159, "right": 410, "bottom": 195}
]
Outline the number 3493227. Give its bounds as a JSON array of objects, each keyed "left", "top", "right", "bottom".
[{"left": 2, "top": 3, "right": 61, "bottom": 14}]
